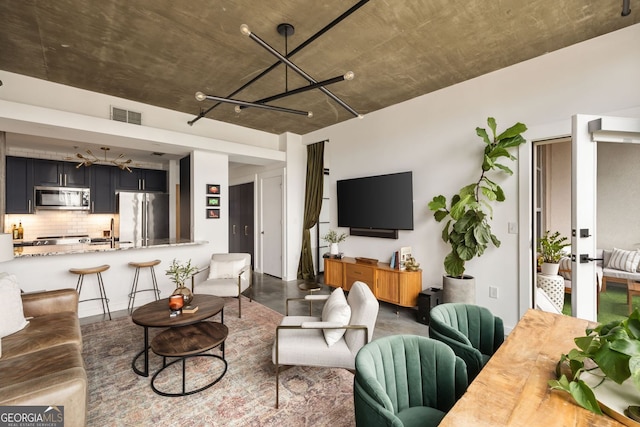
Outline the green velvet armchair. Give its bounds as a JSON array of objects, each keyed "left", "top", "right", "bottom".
[
  {"left": 354, "top": 335, "right": 468, "bottom": 427},
  {"left": 428, "top": 303, "right": 504, "bottom": 382}
]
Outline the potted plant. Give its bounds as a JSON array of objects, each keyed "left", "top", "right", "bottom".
[
  {"left": 538, "top": 230, "right": 570, "bottom": 276},
  {"left": 549, "top": 308, "right": 640, "bottom": 421},
  {"left": 428, "top": 117, "right": 527, "bottom": 303},
  {"left": 166, "top": 258, "right": 198, "bottom": 304},
  {"left": 323, "top": 230, "right": 348, "bottom": 255}
]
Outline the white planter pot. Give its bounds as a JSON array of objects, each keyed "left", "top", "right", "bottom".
[
  {"left": 442, "top": 275, "right": 476, "bottom": 304},
  {"left": 541, "top": 262, "right": 560, "bottom": 276},
  {"left": 329, "top": 243, "right": 340, "bottom": 255}
]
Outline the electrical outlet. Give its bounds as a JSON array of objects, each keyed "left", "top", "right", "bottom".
[
  {"left": 489, "top": 286, "right": 498, "bottom": 299},
  {"left": 508, "top": 222, "right": 518, "bottom": 234}
]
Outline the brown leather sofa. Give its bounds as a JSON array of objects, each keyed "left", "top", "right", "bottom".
[{"left": 0, "top": 289, "right": 87, "bottom": 427}]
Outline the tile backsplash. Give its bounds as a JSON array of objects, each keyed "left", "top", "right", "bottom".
[{"left": 5, "top": 211, "right": 118, "bottom": 240}]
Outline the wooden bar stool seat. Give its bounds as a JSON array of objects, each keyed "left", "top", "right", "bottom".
[
  {"left": 70, "top": 264, "right": 111, "bottom": 320},
  {"left": 127, "top": 259, "right": 161, "bottom": 314}
]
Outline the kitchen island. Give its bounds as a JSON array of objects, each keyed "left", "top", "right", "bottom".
[
  {"left": 4, "top": 239, "right": 215, "bottom": 318},
  {"left": 14, "top": 239, "right": 206, "bottom": 257}
]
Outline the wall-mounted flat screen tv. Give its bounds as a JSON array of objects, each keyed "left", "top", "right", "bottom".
[{"left": 337, "top": 171, "right": 414, "bottom": 230}]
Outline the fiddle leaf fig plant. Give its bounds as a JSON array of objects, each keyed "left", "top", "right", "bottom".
[
  {"left": 549, "top": 308, "right": 640, "bottom": 415},
  {"left": 428, "top": 117, "right": 527, "bottom": 278}
]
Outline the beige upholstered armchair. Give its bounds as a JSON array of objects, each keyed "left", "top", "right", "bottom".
[
  {"left": 272, "top": 281, "right": 379, "bottom": 408},
  {"left": 191, "top": 253, "right": 252, "bottom": 317}
]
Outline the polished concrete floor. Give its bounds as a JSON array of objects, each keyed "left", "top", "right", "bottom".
[{"left": 82, "top": 272, "right": 429, "bottom": 339}]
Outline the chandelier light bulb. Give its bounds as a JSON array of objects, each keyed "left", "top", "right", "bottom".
[
  {"left": 307, "top": 111, "right": 313, "bottom": 118},
  {"left": 240, "top": 24, "right": 251, "bottom": 36},
  {"left": 234, "top": 105, "right": 242, "bottom": 113},
  {"left": 195, "top": 91, "right": 206, "bottom": 101},
  {"left": 343, "top": 71, "right": 355, "bottom": 81},
  {"left": 358, "top": 114, "right": 364, "bottom": 119}
]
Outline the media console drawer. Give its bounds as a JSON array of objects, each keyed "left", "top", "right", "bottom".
[
  {"left": 345, "top": 263, "right": 375, "bottom": 290},
  {"left": 325, "top": 257, "right": 422, "bottom": 307}
]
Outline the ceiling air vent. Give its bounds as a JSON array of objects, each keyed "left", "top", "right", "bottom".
[{"left": 111, "top": 106, "right": 142, "bottom": 125}]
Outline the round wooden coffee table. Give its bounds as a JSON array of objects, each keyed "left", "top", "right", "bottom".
[
  {"left": 131, "top": 294, "right": 225, "bottom": 377},
  {"left": 150, "top": 321, "right": 228, "bottom": 396}
]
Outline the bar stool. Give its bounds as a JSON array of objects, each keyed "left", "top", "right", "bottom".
[
  {"left": 127, "top": 259, "right": 161, "bottom": 313},
  {"left": 70, "top": 264, "right": 111, "bottom": 320}
]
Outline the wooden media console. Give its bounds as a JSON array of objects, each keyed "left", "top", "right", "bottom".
[{"left": 324, "top": 257, "right": 422, "bottom": 307}]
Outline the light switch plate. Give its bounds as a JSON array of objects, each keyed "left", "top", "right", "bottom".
[{"left": 489, "top": 286, "right": 498, "bottom": 299}]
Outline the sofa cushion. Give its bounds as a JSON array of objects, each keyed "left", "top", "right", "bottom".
[
  {"left": 208, "top": 259, "right": 245, "bottom": 280},
  {"left": 558, "top": 257, "right": 572, "bottom": 280},
  {"left": 345, "top": 282, "right": 379, "bottom": 353},
  {"left": 607, "top": 248, "right": 640, "bottom": 273},
  {"left": 397, "top": 406, "right": 446, "bottom": 427},
  {"left": 321, "top": 287, "right": 351, "bottom": 347},
  {"left": 0, "top": 343, "right": 87, "bottom": 426},
  {"left": 273, "top": 315, "right": 356, "bottom": 369},
  {"left": 0, "top": 273, "right": 29, "bottom": 339},
  {"left": 0, "top": 311, "right": 82, "bottom": 360}
]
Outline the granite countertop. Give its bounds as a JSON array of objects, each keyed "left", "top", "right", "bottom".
[{"left": 13, "top": 239, "right": 207, "bottom": 257}]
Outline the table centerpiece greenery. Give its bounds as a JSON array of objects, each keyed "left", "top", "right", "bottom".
[
  {"left": 549, "top": 308, "right": 640, "bottom": 419},
  {"left": 166, "top": 258, "right": 198, "bottom": 304}
]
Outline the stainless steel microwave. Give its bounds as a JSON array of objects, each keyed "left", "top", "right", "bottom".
[{"left": 34, "top": 186, "right": 90, "bottom": 210}]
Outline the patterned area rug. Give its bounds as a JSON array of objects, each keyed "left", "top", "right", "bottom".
[{"left": 81, "top": 296, "right": 356, "bottom": 426}]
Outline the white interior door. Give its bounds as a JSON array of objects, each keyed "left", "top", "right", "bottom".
[
  {"left": 262, "top": 174, "right": 283, "bottom": 278},
  {"left": 572, "top": 115, "right": 640, "bottom": 321}
]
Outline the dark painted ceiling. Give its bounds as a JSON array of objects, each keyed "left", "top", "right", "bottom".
[{"left": 1, "top": 0, "right": 638, "bottom": 135}]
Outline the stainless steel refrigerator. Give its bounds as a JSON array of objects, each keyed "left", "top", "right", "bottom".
[{"left": 118, "top": 192, "right": 169, "bottom": 246}]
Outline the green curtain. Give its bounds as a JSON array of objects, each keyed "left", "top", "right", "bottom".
[{"left": 297, "top": 141, "right": 325, "bottom": 280}]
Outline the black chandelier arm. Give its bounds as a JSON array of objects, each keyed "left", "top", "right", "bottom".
[
  {"left": 195, "top": 93, "right": 312, "bottom": 117},
  {"left": 238, "top": 72, "right": 353, "bottom": 111},
  {"left": 187, "top": 0, "right": 369, "bottom": 126},
  {"left": 242, "top": 26, "right": 360, "bottom": 118}
]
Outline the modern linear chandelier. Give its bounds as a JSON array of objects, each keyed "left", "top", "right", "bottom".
[
  {"left": 189, "top": 0, "right": 369, "bottom": 125},
  {"left": 75, "top": 146, "right": 133, "bottom": 172}
]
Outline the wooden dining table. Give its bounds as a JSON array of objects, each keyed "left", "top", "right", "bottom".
[{"left": 439, "top": 309, "right": 628, "bottom": 427}]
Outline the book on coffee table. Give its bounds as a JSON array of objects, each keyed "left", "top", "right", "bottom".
[{"left": 182, "top": 305, "right": 199, "bottom": 314}]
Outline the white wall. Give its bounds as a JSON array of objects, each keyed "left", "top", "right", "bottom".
[
  {"left": 282, "top": 133, "right": 306, "bottom": 280},
  {"left": 302, "top": 24, "right": 640, "bottom": 331},
  {"left": 191, "top": 149, "right": 229, "bottom": 253}
]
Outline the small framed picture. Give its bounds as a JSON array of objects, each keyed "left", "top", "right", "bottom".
[
  {"left": 206, "top": 184, "right": 220, "bottom": 195},
  {"left": 206, "top": 209, "right": 220, "bottom": 219},
  {"left": 207, "top": 196, "right": 220, "bottom": 207}
]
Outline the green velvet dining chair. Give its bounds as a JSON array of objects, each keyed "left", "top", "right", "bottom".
[
  {"left": 354, "top": 335, "right": 468, "bottom": 427},
  {"left": 428, "top": 303, "right": 504, "bottom": 382}
]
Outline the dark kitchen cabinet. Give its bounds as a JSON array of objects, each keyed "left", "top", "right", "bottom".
[
  {"left": 116, "top": 168, "right": 166, "bottom": 192},
  {"left": 33, "top": 159, "right": 88, "bottom": 187},
  {"left": 90, "top": 165, "right": 116, "bottom": 213},
  {"left": 6, "top": 156, "right": 34, "bottom": 214}
]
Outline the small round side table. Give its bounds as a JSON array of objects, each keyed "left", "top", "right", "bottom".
[{"left": 536, "top": 274, "right": 565, "bottom": 312}]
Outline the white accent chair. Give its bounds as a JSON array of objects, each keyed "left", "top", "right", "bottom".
[
  {"left": 191, "top": 253, "right": 252, "bottom": 318},
  {"left": 272, "top": 281, "right": 379, "bottom": 408}
]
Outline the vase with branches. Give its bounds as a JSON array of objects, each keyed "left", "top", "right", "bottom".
[
  {"left": 323, "top": 230, "right": 348, "bottom": 255},
  {"left": 166, "top": 258, "right": 198, "bottom": 304}
]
